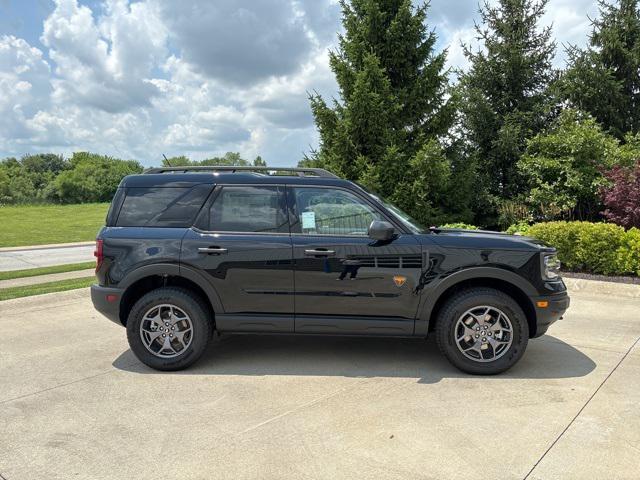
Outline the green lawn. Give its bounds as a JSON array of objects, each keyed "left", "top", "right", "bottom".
[
  {"left": 0, "top": 276, "right": 95, "bottom": 301},
  {"left": 0, "top": 203, "right": 109, "bottom": 247},
  {"left": 0, "top": 262, "right": 96, "bottom": 281}
]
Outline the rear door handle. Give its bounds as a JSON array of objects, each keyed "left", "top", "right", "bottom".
[
  {"left": 198, "top": 247, "right": 228, "bottom": 255},
  {"left": 304, "top": 249, "right": 335, "bottom": 257}
]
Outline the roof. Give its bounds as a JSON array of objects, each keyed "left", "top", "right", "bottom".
[{"left": 119, "top": 167, "right": 351, "bottom": 189}]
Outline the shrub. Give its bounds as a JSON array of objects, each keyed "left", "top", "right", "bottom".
[
  {"left": 51, "top": 153, "right": 143, "bottom": 203},
  {"left": 439, "top": 223, "right": 479, "bottom": 230},
  {"left": 617, "top": 228, "right": 640, "bottom": 276},
  {"left": 518, "top": 109, "right": 622, "bottom": 221},
  {"left": 525, "top": 221, "right": 639, "bottom": 276},
  {"left": 601, "top": 160, "right": 640, "bottom": 228},
  {"left": 505, "top": 221, "right": 531, "bottom": 235}
]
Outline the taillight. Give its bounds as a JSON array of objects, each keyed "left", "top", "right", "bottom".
[{"left": 94, "top": 239, "right": 104, "bottom": 272}]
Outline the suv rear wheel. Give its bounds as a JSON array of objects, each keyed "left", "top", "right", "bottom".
[
  {"left": 126, "top": 287, "right": 213, "bottom": 371},
  {"left": 435, "top": 288, "right": 529, "bottom": 375}
]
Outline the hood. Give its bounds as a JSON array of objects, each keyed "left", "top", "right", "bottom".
[{"left": 424, "top": 228, "right": 553, "bottom": 252}]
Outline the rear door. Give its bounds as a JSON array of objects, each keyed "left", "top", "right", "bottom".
[
  {"left": 180, "top": 184, "right": 295, "bottom": 332},
  {"left": 288, "top": 186, "right": 423, "bottom": 335}
]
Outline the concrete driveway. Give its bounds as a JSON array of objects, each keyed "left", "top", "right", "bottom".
[{"left": 1, "top": 280, "right": 639, "bottom": 480}]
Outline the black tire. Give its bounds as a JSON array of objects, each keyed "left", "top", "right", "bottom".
[
  {"left": 435, "top": 288, "right": 529, "bottom": 375},
  {"left": 126, "top": 287, "right": 213, "bottom": 371}
]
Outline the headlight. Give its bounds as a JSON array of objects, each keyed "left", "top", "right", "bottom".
[{"left": 543, "top": 253, "right": 561, "bottom": 280}]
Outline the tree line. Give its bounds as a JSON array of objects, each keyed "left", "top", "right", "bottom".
[
  {"left": 302, "top": 0, "right": 640, "bottom": 229},
  {"left": 0, "top": 152, "right": 264, "bottom": 204}
]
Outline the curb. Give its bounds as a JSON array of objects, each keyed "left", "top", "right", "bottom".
[
  {"left": 564, "top": 277, "right": 640, "bottom": 299},
  {"left": 0, "top": 287, "right": 90, "bottom": 313},
  {"left": 0, "top": 241, "right": 95, "bottom": 253}
]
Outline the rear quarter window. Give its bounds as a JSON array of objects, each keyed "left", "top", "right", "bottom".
[{"left": 115, "top": 185, "right": 211, "bottom": 227}]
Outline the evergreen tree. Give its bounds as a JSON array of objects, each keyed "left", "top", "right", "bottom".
[
  {"left": 458, "top": 0, "right": 556, "bottom": 223},
  {"left": 304, "top": 0, "right": 467, "bottom": 226},
  {"left": 560, "top": 0, "right": 640, "bottom": 139}
]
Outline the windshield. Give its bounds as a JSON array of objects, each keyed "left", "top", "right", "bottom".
[{"left": 357, "top": 185, "right": 427, "bottom": 233}]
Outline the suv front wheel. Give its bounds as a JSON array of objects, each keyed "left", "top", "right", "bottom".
[
  {"left": 435, "top": 288, "right": 529, "bottom": 375},
  {"left": 126, "top": 287, "right": 213, "bottom": 371}
]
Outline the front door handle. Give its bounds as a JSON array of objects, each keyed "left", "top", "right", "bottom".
[
  {"left": 304, "top": 249, "right": 336, "bottom": 257},
  {"left": 198, "top": 247, "right": 228, "bottom": 255}
]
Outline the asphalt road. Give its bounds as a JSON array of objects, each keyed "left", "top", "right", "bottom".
[
  {"left": 0, "top": 243, "right": 94, "bottom": 272},
  {"left": 1, "top": 280, "right": 639, "bottom": 480}
]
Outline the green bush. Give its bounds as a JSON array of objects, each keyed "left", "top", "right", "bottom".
[
  {"left": 525, "top": 221, "right": 640, "bottom": 276},
  {"left": 439, "top": 223, "right": 479, "bottom": 230},
  {"left": 505, "top": 221, "right": 531, "bottom": 235},
  {"left": 617, "top": 228, "right": 640, "bottom": 276}
]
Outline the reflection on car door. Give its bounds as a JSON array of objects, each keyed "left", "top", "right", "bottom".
[
  {"left": 288, "top": 186, "right": 422, "bottom": 335},
  {"left": 180, "top": 185, "right": 295, "bottom": 332}
]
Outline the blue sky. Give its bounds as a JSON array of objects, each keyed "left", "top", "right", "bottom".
[{"left": 0, "top": 0, "right": 599, "bottom": 167}]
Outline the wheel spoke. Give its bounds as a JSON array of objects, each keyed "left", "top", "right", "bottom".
[
  {"left": 487, "top": 336, "right": 507, "bottom": 353},
  {"left": 144, "top": 310, "right": 163, "bottom": 327},
  {"left": 174, "top": 329, "right": 190, "bottom": 349},
  {"left": 457, "top": 324, "right": 477, "bottom": 342},
  {"left": 169, "top": 307, "right": 187, "bottom": 326},
  {"left": 145, "top": 330, "right": 164, "bottom": 343},
  {"left": 160, "top": 336, "right": 176, "bottom": 355}
]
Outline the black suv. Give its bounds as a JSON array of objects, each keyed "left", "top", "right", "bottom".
[{"left": 91, "top": 166, "right": 569, "bottom": 374}]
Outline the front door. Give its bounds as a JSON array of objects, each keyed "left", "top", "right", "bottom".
[
  {"left": 288, "top": 186, "right": 422, "bottom": 335},
  {"left": 180, "top": 184, "right": 294, "bottom": 332}
]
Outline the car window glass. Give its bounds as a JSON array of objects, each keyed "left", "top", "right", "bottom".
[
  {"left": 292, "top": 187, "right": 382, "bottom": 236},
  {"left": 209, "top": 186, "right": 287, "bottom": 233},
  {"left": 116, "top": 185, "right": 210, "bottom": 227}
]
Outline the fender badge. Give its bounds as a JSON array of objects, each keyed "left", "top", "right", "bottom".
[{"left": 393, "top": 275, "right": 407, "bottom": 287}]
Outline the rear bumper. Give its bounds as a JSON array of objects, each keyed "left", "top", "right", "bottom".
[
  {"left": 91, "top": 284, "right": 124, "bottom": 326},
  {"left": 531, "top": 291, "right": 570, "bottom": 338}
]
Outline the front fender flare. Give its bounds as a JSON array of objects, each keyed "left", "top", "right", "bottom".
[{"left": 415, "top": 266, "right": 537, "bottom": 336}]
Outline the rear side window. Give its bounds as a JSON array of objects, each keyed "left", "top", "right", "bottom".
[
  {"left": 116, "top": 185, "right": 211, "bottom": 227},
  {"left": 209, "top": 186, "right": 288, "bottom": 233}
]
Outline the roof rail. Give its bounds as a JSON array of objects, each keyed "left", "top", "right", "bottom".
[{"left": 143, "top": 165, "right": 339, "bottom": 178}]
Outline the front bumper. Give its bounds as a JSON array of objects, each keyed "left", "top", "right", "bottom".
[
  {"left": 531, "top": 290, "right": 570, "bottom": 337},
  {"left": 91, "top": 284, "right": 124, "bottom": 326}
]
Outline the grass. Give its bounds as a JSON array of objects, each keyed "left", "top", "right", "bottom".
[
  {"left": 0, "top": 203, "right": 109, "bottom": 247},
  {"left": 0, "top": 276, "right": 95, "bottom": 301},
  {"left": 0, "top": 262, "right": 96, "bottom": 281}
]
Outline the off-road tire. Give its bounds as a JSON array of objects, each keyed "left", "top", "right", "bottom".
[
  {"left": 126, "top": 287, "right": 213, "bottom": 371},
  {"left": 435, "top": 287, "right": 529, "bottom": 375}
]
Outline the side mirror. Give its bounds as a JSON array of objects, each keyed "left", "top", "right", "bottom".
[{"left": 368, "top": 220, "right": 395, "bottom": 241}]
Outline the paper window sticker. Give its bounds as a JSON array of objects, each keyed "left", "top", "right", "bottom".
[{"left": 301, "top": 211, "right": 316, "bottom": 229}]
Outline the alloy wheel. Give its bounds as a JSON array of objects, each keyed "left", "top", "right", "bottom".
[
  {"left": 139, "top": 304, "right": 193, "bottom": 358},
  {"left": 454, "top": 306, "right": 513, "bottom": 362}
]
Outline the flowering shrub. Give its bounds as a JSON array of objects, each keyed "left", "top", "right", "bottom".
[{"left": 601, "top": 160, "right": 640, "bottom": 228}]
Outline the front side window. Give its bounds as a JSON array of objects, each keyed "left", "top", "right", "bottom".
[
  {"left": 291, "top": 187, "right": 383, "bottom": 236},
  {"left": 209, "top": 186, "right": 288, "bottom": 233}
]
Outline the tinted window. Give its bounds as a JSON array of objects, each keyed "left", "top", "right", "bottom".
[
  {"left": 209, "top": 186, "right": 287, "bottom": 233},
  {"left": 116, "top": 185, "right": 211, "bottom": 227},
  {"left": 291, "top": 187, "right": 383, "bottom": 236}
]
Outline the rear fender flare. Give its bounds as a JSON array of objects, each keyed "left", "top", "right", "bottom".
[{"left": 119, "top": 263, "right": 224, "bottom": 314}]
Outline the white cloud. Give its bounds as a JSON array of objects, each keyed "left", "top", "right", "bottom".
[
  {"left": 0, "top": 35, "right": 52, "bottom": 149},
  {"left": 41, "top": 0, "right": 167, "bottom": 112},
  {"left": 0, "top": 0, "right": 599, "bottom": 165}
]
